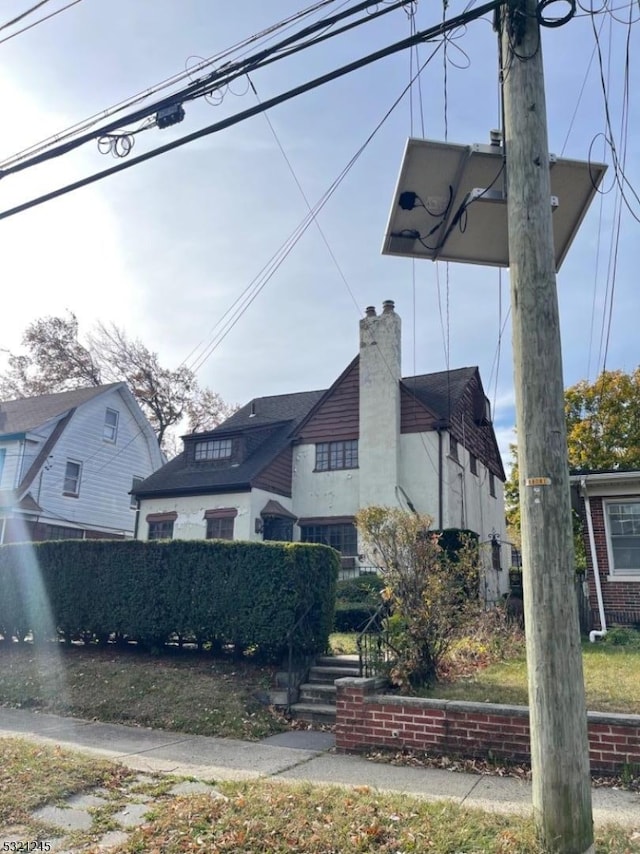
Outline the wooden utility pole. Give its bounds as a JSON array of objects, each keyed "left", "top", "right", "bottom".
[{"left": 499, "top": 1, "right": 594, "bottom": 851}]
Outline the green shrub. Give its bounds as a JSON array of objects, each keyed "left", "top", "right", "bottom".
[
  {"left": 335, "top": 574, "right": 384, "bottom": 602},
  {"left": 334, "top": 573, "right": 383, "bottom": 632},
  {"left": 0, "top": 539, "right": 338, "bottom": 660},
  {"left": 602, "top": 627, "right": 640, "bottom": 649},
  {"left": 334, "top": 603, "right": 376, "bottom": 632}
]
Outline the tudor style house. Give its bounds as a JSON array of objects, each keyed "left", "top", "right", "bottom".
[
  {"left": 571, "top": 470, "right": 640, "bottom": 630},
  {"left": 134, "top": 302, "right": 509, "bottom": 602},
  {"left": 0, "top": 383, "right": 164, "bottom": 542}
]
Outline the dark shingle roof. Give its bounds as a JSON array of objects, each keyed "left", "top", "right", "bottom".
[
  {"left": 136, "top": 421, "right": 296, "bottom": 497},
  {"left": 0, "top": 384, "right": 121, "bottom": 436},
  {"left": 137, "top": 391, "right": 324, "bottom": 498},
  {"left": 189, "top": 390, "right": 326, "bottom": 435},
  {"left": 400, "top": 367, "right": 477, "bottom": 420}
]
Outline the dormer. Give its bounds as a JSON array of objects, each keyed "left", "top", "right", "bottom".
[{"left": 184, "top": 433, "right": 244, "bottom": 468}]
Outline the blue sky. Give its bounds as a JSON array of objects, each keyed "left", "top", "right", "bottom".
[{"left": 0, "top": 0, "right": 638, "bottom": 465}]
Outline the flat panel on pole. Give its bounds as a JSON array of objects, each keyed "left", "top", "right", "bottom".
[{"left": 381, "top": 137, "right": 607, "bottom": 271}]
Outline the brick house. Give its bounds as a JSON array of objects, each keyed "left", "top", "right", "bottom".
[
  {"left": 571, "top": 470, "right": 640, "bottom": 630},
  {"left": 134, "top": 301, "right": 509, "bottom": 602}
]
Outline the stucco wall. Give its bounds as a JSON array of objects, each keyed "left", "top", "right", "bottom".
[
  {"left": 292, "top": 443, "right": 360, "bottom": 520},
  {"left": 138, "top": 492, "right": 253, "bottom": 541}
]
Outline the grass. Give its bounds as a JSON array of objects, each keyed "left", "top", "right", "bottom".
[
  {"left": 117, "top": 780, "right": 639, "bottom": 854},
  {"left": 0, "top": 642, "right": 290, "bottom": 739},
  {"left": 421, "top": 641, "right": 640, "bottom": 714},
  {"left": 0, "top": 737, "right": 131, "bottom": 826},
  {"left": 1, "top": 738, "right": 638, "bottom": 853},
  {"left": 329, "top": 632, "right": 358, "bottom": 655}
]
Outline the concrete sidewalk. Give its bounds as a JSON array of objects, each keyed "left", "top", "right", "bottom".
[{"left": 0, "top": 707, "right": 638, "bottom": 829}]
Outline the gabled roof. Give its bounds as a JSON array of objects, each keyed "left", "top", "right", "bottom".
[
  {"left": 401, "top": 366, "right": 477, "bottom": 421},
  {"left": 134, "top": 361, "right": 504, "bottom": 500},
  {"left": 0, "top": 384, "right": 122, "bottom": 436}
]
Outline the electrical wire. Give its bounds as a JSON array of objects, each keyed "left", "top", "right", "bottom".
[
  {"left": 184, "top": 38, "right": 447, "bottom": 377},
  {"left": 0, "top": 0, "right": 57, "bottom": 32},
  {"left": 0, "top": 0, "right": 344, "bottom": 168},
  {"left": 0, "top": 0, "right": 504, "bottom": 223},
  {"left": 0, "top": 0, "right": 412, "bottom": 179},
  {"left": 0, "top": 0, "right": 84, "bottom": 45}
]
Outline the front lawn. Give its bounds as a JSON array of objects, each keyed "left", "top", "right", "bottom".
[
  {"left": 0, "top": 643, "right": 290, "bottom": 739},
  {"left": 421, "top": 641, "right": 640, "bottom": 714},
  {"left": 2, "top": 739, "right": 638, "bottom": 853}
]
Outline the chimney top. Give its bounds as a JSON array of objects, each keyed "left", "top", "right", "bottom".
[
  {"left": 365, "top": 306, "right": 377, "bottom": 317},
  {"left": 382, "top": 300, "right": 395, "bottom": 314}
]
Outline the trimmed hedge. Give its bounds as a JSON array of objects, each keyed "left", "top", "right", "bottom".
[
  {"left": 334, "top": 574, "right": 384, "bottom": 632},
  {"left": 0, "top": 539, "right": 338, "bottom": 659}
]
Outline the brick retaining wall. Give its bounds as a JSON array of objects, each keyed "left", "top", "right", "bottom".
[{"left": 335, "top": 677, "right": 640, "bottom": 775}]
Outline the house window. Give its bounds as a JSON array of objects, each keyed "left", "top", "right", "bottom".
[
  {"left": 204, "top": 508, "right": 237, "bottom": 540},
  {"left": 104, "top": 408, "right": 119, "bottom": 442},
  {"left": 130, "top": 476, "right": 143, "bottom": 509},
  {"left": 315, "top": 440, "right": 358, "bottom": 471},
  {"left": 63, "top": 460, "right": 82, "bottom": 497},
  {"left": 206, "top": 517, "right": 234, "bottom": 540},
  {"left": 449, "top": 436, "right": 459, "bottom": 462},
  {"left": 606, "top": 501, "right": 640, "bottom": 576},
  {"left": 194, "top": 439, "right": 232, "bottom": 461},
  {"left": 300, "top": 522, "right": 358, "bottom": 555},
  {"left": 148, "top": 520, "right": 174, "bottom": 540},
  {"left": 146, "top": 512, "right": 177, "bottom": 540},
  {"left": 469, "top": 453, "right": 478, "bottom": 476},
  {"left": 489, "top": 472, "right": 496, "bottom": 498}
]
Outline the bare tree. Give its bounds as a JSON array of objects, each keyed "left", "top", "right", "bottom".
[{"left": 0, "top": 313, "right": 235, "bottom": 452}]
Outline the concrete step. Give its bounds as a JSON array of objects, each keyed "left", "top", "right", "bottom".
[
  {"left": 308, "top": 665, "right": 360, "bottom": 683},
  {"left": 314, "top": 654, "right": 360, "bottom": 669},
  {"left": 288, "top": 702, "right": 336, "bottom": 725},
  {"left": 298, "top": 683, "right": 337, "bottom": 704}
]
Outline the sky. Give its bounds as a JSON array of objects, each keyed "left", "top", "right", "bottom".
[{"left": 0, "top": 0, "right": 638, "bottom": 467}]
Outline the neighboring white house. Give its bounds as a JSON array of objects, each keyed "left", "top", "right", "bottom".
[
  {"left": 134, "top": 302, "right": 509, "bottom": 603},
  {"left": 0, "top": 383, "right": 164, "bottom": 542}
]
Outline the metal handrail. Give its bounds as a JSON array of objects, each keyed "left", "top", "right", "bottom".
[{"left": 356, "top": 600, "right": 397, "bottom": 678}]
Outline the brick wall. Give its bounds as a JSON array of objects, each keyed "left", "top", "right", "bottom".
[{"left": 335, "top": 677, "right": 640, "bottom": 775}]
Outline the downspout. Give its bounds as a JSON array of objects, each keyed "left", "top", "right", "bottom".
[
  {"left": 580, "top": 477, "right": 607, "bottom": 642},
  {"left": 133, "top": 498, "right": 140, "bottom": 540},
  {"left": 437, "top": 428, "right": 444, "bottom": 530}
]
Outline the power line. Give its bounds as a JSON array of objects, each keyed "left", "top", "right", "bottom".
[
  {"left": 0, "top": 0, "right": 505, "bottom": 223},
  {"left": 0, "top": 0, "right": 57, "bottom": 33},
  {"left": 0, "top": 0, "right": 341, "bottom": 166},
  {"left": 0, "top": 0, "right": 411, "bottom": 178}
]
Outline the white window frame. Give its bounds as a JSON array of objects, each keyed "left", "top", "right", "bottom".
[
  {"left": 604, "top": 498, "right": 640, "bottom": 581},
  {"left": 63, "top": 460, "right": 82, "bottom": 497},
  {"left": 194, "top": 438, "right": 232, "bottom": 461},
  {"left": 104, "top": 408, "right": 119, "bottom": 442}
]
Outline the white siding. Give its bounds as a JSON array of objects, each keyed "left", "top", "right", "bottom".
[{"left": 36, "top": 387, "right": 162, "bottom": 536}]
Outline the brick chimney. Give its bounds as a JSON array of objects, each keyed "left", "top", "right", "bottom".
[{"left": 358, "top": 301, "right": 401, "bottom": 507}]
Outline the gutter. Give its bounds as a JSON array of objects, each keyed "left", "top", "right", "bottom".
[{"left": 580, "top": 477, "right": 607, "bottom": 642}]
